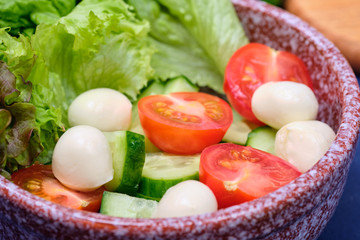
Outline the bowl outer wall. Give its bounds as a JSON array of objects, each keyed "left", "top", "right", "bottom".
[{"left": 1, "top": 0, "right": 360, "bottom": 239}]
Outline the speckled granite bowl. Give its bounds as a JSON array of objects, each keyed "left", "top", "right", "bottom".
[{"left": 1, "top": 0, "right": 359, "bottom": 239}]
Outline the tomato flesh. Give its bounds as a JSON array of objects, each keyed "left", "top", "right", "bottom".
[
  {"left": 138, "top": 92, "right": 233, "bottom": 155},
  {"left": 11, "top": 164, "right": 104, "bottom": 212},
  {"left": 199, "top": 143, "right": 301, "bottom": 209},
  {"left": 224, "top": 43, "right": 313, "bottom": 125}
]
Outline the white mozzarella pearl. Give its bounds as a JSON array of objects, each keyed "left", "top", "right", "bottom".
[
  {"left": 251, "top": 81, "right": 318, "bottom": 129},
  {"left": 68, "top": 88, "right": 132, "bottom": 132},
  {"left": 52, "top": 125, "right": 114, "bottom": 192},
  {"left": 152, "top": 180, "right": 218, "bottom": 218},
  {"left": 275, "top": 120, "right": 336, "bottom": 173}
]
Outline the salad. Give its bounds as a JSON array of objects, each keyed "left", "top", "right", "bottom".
[{"left": 0, "top": 0, "right": 335, "bottom": 218}]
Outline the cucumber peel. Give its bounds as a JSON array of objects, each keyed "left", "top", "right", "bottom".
[
  {"left": 103, "top": 131, "right": 145, "bottom": 195},
  {"left": 100, "top": 191, "right": 158, "bottom": 218},
  {"left": 137, "top": 152, "right": 200, "bottom": 201}
]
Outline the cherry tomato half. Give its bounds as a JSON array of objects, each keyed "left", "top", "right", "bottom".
[
  {"left": 199, "top": 143, "right": 301, "bottom": 209},
  {"left": 224, "top": 43, "right": 313, "bottom": 125},
  {"left": 11, "top": 164, "right": 104, "bottom": 212},
  {"left": 138, "top": 92, "right": 233, "bottom": 155}
]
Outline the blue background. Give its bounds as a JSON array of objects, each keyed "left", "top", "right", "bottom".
[{"left": 318, "top": 75, "right": 360, "bottom": 240}]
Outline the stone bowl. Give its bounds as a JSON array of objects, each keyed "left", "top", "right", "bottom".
[{"left": 1, "top": 0, "right": 359, "bottom": 239}]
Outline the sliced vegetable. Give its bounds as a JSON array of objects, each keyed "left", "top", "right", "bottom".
[
  {"left": 199, "top": 143, "right": 301, "bottom": 208},
  {"left": 103, "top": 131, "right": 145, "bottom": 195},
  {"left": 11, "top": 164, "right": 105, "bottom": 212},
  {"left": 163, "top": 76, "right": 199, "bottom": 94},
  {"left": 245, "top": 126, "right": 277, "bottom": 155},
  {"left": 100, "top": 191, "right": 158, "bottom": 218},
  {"left": 138, "top": 92, "right": 233, "bottom": 154},
  {"left": 224, "top": 43, "right": 313, "bottom": 125},
  {"left": 137, "top": 152, "right": 200, "bottom": 201}
]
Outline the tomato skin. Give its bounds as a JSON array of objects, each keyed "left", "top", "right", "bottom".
[
  {"left": 199, "top": 143, "right": 301, "bottom": 209},
  {"left": 11, "top": 164, "right": 104, "bottom": 212},
  {"left": 138, "top": 92, "right": 233, "bottom": 155},
  {"left": 224, "top": 43, "right": 313, "bottom": 125}
]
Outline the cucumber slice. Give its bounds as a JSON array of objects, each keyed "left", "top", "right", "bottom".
[
  {"left": 245, "top": 126, "right": 277, "bottom": 154},
  {"left": 100, "top": 191, "right": 158, "bottom": 218},
  {"left": 137, "top": 153, "right": 200, "bottom": 201},
  {"left": 130, "top": 124, "right": 160, "bottom": 153},
  {"left": 103, "top": 131, "right": 145, "bottom": 195},
  {"left": 138, "top": 81, "right": 165, "bottom": 99},
  {"left": 164, "top": 76, "right": 199, "bottom": 94},
  {"left": 131, "top": 81, "right": 165, "bottom": 128},
  {"left": 222, "top": 120, "right": 252, "bottom": 145}
]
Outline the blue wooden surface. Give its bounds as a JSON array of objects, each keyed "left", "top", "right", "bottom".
[{"left": 318, "top": 75, "right": 360, "bottom": 240}]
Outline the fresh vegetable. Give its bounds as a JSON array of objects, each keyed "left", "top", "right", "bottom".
[
  {"left": 252, "top": 81, "right": 318, "bottom": 129},
  {"left": 224, "top": 43, "right": 313, "bottom": 125},
  {"left": 1, "top": 0, "right": 249, "bottom": 175},
  {"left": 222, "top": 108, "right": 253, "bottom": 145},
  {"left": 52, "top": 125, "right": 113, "bottom": 192},
  {"left": 68, "top": 88, "right": 132, "bottom": 132},
  {"left": 137, "top": 152, "right": 200, "bottom": 201},
  {"left": 275, "top": 120, "right": 336, "bottom": 173},
  {"left": 100, "top": 191, "right": 158, "bottom": 218},
  {"left": 0, "top": 0, "right": 154, "bottom": 175},
  {"left": 245, "top": 126, "right": 277, "bottom": 155},
  {"left": 130, "top": 76, "right": 198, "bottom": 153},
  {"left": 199, "top": 143, "right": 301, "bottom": 208},
  {"left": 103, "top": 131, "right": 145, "bottom": 195},
  {"left": 0, "top": 0, "right": 76, "bottom": 36},
  {"left": 163, "top": 76, "right": 199, "bottom": 95},
  {"left": 0, "top": 61, "right": 45, "bottom": 177},
  {"left": 127, "top": 0, "right": 248, "bottom": 93},
  {"left": 152, "top": 180, "right": 217, "bottom": 218},
  {"left": 11, "top": 164, "right": 105, "bottom": 212},
  {"left": 138, "top": 92, "right": 233, "bottom": 154}
]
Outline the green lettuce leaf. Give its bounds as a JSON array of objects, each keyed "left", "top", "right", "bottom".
[
  {"left": 127, "top": 0, "right": 248, "bottom": 93},
  {"left": 0, "top": 0, "right": 76, "bottom": 36},
  {"left": 31, "top": 0, "right": 155, "bottom": 104},
  {"left": 0, "top": 62, "right": 43, "bottom": 177},
  {"left": 157, "top": 0, "right": 248, "bottom": 74},
  {"left": 1, "top": 0, "right": 156, "bottom": 174}
]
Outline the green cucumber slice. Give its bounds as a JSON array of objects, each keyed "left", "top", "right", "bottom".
[
  {"left": 222, "top": 119, "right": 252, "bottom": 145},
  {"left": 100, "top": 191, "right": 158, "bottom": 218},
  {"left": 130, "top": 124, "right": 160, "bottom": 153},
  {"left": 137, "top": 153, "right": 200, "bottom": 201},
  {"left": 245, "top": 126, "right": 277, "bottom": 154},
  {"left": 138, "top": 81, "right": 165, "bottom": 99},
  {"left": 103, "top": 131, "right": 145, "bottom": 195},
  {"left": 163, "top": 76, "right": 199, "bottom": 94}
]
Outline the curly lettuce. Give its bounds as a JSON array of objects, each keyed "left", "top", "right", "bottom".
[{"left": 0, "top": 0, "right": 76, "bottom": 36}]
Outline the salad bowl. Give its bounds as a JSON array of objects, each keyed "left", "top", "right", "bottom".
[{"left": 1, "top": 0, "right": 360, "bottom": 239}]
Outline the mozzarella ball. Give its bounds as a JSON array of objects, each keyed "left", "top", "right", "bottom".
[
  {"left": 252, "top": 81, "right": 318, "bottom": 129},
  {"left": 68, "top": 88, "right": 132, "bottom": 132},
  {"left": 152, "top": 180, "right": 218, "bottom": 218},
  {"left": 52, "top": 125, "right": 114, "bottom": 192},
  {"left": 275, "top": 120, "right": 336, "bottom": 173}
]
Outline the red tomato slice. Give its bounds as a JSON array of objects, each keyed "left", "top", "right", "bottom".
[
  {"left": 11, "top": 164, "right": 104, "bottom": 212},
  {"left": 224, "top": 43, "right": 313, "bottom": 125},
  {"left": 199, "top": 143, "right": 301, "bottom": 209},
  {"left": 138, "top": 92, "right": 233, "bottom": 155}
]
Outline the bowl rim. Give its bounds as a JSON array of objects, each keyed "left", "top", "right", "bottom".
[{"left": 1, "top": 0, "right": 360, "bottom": 237}]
